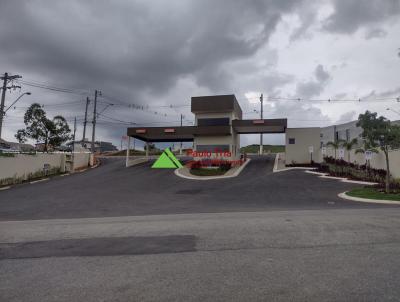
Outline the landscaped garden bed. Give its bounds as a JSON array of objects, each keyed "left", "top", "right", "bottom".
[
  {"left": 346, "top": 187, "right": 400, "bottom": 201},
  {"left": 317, "top": 156, "right": 387, "bottom": 183},
  {"left": 188, "top": 160, "right": 233, "bottom": 177}
]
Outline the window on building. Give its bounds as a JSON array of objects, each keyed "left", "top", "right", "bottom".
[
  {"left": 335, "top": 131, "right": 339, "bottom": 142},
  {"left": 288, "top": 138, "right": 295, "bottom": 144},
  {"left": 197, "top": 118, "right": 230, "bottom": 126},
  {"left": 196, "top": 145, "right": 230, "bottom": 152}
]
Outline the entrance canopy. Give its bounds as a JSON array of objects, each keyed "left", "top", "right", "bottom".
[
  {"left": 127, "top": 119, "right": 287, "bottom": 142},
  {"left": 232, "top": 119, "right": 287, "bottom": 134}
]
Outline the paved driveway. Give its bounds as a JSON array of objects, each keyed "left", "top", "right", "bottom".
[
  {"left": 2, "top": 155, "right": 400, "bottom": 301},
  {"left": 0, "top": 155, "right": 394, "bottom": 221}
]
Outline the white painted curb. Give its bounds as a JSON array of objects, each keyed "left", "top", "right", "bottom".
[
  {"left": 30, "top": 178, "right": 50, "bottom": 184},
  {"left": 272, "top": 153, "right": 316, "bottom": 173},
  {"left": 175, "top": 158, "right": 251, "bottom": 180},
  {"left": 0, "top": 186, "right": 10, "bottom": 191},
  {"left": 338, "top": 192, "right": 400, "bottom": 205},
  {"left": 305, "top": 170, "right": 378, "bottom": 185}
]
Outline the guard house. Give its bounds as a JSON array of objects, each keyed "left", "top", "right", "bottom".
[{"left": 127, "top": 94, "right": 287, "bottom": 162}]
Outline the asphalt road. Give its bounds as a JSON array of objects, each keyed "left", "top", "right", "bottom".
[
  {"left": 1, "top": 155, "right": 400, "bottom": 301},
  {"left": 1, "top": 209, "right": 400, "bottom": 301},
  {"left": 0, "top": 155, "right": 394, "bottom": 221}
]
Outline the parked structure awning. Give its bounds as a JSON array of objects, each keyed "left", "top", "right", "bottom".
[
  {"left": 232, "top": 119, "right": 287, "bottom": 134},
  {"left": 127, "top": 119, "right": 287, "bottom": 142}
]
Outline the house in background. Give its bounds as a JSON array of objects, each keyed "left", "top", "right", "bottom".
[{"left": 0, "top": 138, "right": 35, "bottom": 152}]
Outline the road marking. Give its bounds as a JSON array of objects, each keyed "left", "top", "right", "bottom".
[
  {"left": 0, "top": 186, "right": 11, "bottom": 191},
  {"left": 59, "top": 174, "right": 70, "bottom": 177},
  {"left": 30, "top": 178, "right": 49, "bottom": 184}
]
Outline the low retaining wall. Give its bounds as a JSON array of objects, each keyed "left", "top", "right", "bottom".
[{"left": 0, "top": 152, "right": 91, "bottom": 186}]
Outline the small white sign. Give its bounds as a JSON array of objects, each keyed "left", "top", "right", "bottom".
[
  {"left": 321, "top": 147, "right": 327, "bottom": 155},
  {"left": 365, "top": 150, "right": 373, "bottom": 160},
  {"left": 339, "top": 148, "right": 345, "bottom": 159},
  {"left": 308, "top": 146, "right": 314, "bottom": 154}
]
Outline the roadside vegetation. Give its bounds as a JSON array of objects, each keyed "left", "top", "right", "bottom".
[
  {"left": 322, "top": 110, "right": 400, "bottom": 194},
  {"left": 190, "top": 167, "right": 228, "bottom": 176},
  {"left": 346, "top": 187, "right": 400, "bottom": 201},
  {"left": 15, "top": 103, "right": 72, "bottom": 152},
  {"left": 189, "top": 160, "right": 232, "bottom": 176},
  {"left": 240, "top": 144, "right": 285, "bottom": 154}
]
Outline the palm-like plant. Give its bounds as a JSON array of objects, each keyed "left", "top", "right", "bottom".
[
  {"left": 340, "top": 138, "right": 358, "bottom": 163},
  {"left": 326, "top": 140, "right": 342, "bottom": 159}
]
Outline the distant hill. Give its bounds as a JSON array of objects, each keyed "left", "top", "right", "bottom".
[{"left": 240, "top": 144, "right": 285, "bottom": 154}]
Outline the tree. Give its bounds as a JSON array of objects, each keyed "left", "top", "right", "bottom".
[
  {"left": 326, "top": 140, "right": 342, "bottom": 159},
  {"left": 356, "top": 111, "right": 400, "bottom": 193},
  {"left": 15, "top": 103, "right": 72, "bottom": 152},
  {"left": 340, "top": 138, "right": 358, "bottom": 163}
]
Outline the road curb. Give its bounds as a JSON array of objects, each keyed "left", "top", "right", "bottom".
[
  {"left": 338, "top": 192, "right": 400, "bottom": 205},
  {"left": 305, "top": 170, "right": 378, "bottom": 185},
  {"left": 174, "top": 158, "right": 251, "bottom": 180}
]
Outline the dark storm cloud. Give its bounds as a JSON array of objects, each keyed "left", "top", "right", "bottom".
[
  {"left": 0, "top": 0, "right": 307, "bottom": 144},
  {"left": 0, "top": 0, "right": 302, "bottom": 98},
  {"left": 324, "top": 0, "right": 400, "bottom": 34}
]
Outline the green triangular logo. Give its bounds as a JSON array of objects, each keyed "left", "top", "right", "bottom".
[{"left": 152, "top": 148, "right": 183, "bottom": 168}]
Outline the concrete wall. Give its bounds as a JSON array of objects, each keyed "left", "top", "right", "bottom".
[
  {"left": 323, "top": 146, "right": 400, "bottom": 179},
  {"left": 72, "top": 152, "right": 91, "bottom": 170},
  {"left": 285, "top": 128, "right": 321, "bottom": 165},
  {"left": 0, "top": 153, "right": 65, "bottom": 184},
  {"left": 0, "top": 152, "right": 91, "bottom": 185}
]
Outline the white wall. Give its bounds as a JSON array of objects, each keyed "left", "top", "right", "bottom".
[
  {"left": 72, "top": 152, "right": 91, "bottom": 170},
  {"left": 323, "top": 147, "right": 400, "bottom": 179},
  {"left": 0, "top": 152, "right": 91, "bottom": 185},
  {"left": 0, "top": 153, "right": 65, "bottom": 183}
]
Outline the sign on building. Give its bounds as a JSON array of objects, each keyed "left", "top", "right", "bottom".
[
  {"left": 308, "top": 146, "right": 314, "bottom": 154},
  {"left": 338, "top": 148, "right": 345, "bottom": 159},
  {"left": 365, "top": 150, "right": 373, "bottom": 160}
]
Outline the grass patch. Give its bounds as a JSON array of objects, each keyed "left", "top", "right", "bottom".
[
  {"left": 240, "top": 144, "right": 285, "bottom": 154},
  {"left": 190, "top": 168, "right": 227, "bottom": 176},
  {"left": 346, "top": 187, "right": 400, "bottom": 201}
]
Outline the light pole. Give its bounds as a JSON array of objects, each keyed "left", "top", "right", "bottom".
[
  {"left": 3, "top": 92, "right": 32, "bottom": 114},
  {"left": 386, "top": 108, "right": 400, "bottom": 116}
]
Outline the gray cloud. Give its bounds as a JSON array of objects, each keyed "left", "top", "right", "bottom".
[
  {"left": 1, "top": 0, "right": 399, "bottom": 147},
  {"left": 323, "top": 0, "right": 400, "bottom": 34},
  {"left": 295, "top": 65, "right": 331, "bottom": 99}
]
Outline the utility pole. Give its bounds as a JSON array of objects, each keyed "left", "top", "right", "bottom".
[
  {"left": 0, "top": 72, "right": 22, "bottom": 139},
  {"left": 259, "top": 93, "right": 263, "bottom": 155},
  {"left": 72, "top": 117, "right": 77, "bottom": 171},
  {"left": 82, "top": 97, "right": 90, "bottom": 143},
  {"left": 91, "top": 90, "right": 100, "bottom": 153},
  {"left": 180, "top": 114, "right": 184, "bottom": 155}
]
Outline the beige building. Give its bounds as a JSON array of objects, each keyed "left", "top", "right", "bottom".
[
  {"left": 125, "top": 94, "right": 399, "bottom": 178},
  {"left": 127, "top": 95, "right": 286, "bottom": 161},
  {"left": 285, "top": 120, "right": 400, "bottom": 178}
]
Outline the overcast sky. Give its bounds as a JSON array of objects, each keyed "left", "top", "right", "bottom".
[{"left": 1, "top": 0, "right": 400, "bottom": 148}]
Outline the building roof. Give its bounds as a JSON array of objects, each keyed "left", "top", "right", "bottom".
[{"left": 191, "top": 94, "right": 242, "bottom": 119}]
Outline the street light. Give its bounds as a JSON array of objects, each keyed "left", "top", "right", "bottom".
[
  {"left": 3, "top": 92, "right": 32, "bottom": 114},
  {"left": 386, "top": 108, "right": 400, "bottom": 116}
]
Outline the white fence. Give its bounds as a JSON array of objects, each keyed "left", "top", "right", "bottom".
[
  {"left": 0, "top": 152, "right": 91, "bottom": 186},
  {"left": 322, "top": 147, "right": 400, "bottom": 179}
]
